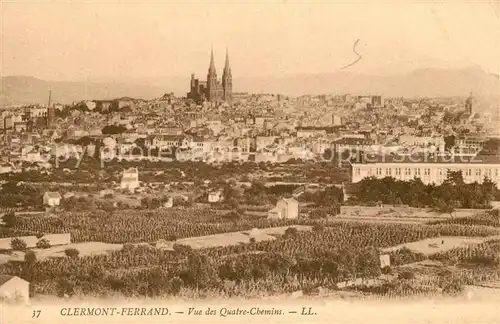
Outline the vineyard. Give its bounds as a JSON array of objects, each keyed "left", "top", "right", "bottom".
[
  {"left": 4, "top": 209, "right": 313, "bottom": 243},
  {"left": 430, "top": 239, "right": 500, "bottom": 266},
  {"left": 2, "top": 221, "right": 499, "bottom": 298},
  {"left": 428, "top": 210, "right": 500, "bottom": 228}
]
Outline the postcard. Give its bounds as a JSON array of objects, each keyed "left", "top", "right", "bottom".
[{"left": 1, "top": 1, "right": 499, "bottom": 323}]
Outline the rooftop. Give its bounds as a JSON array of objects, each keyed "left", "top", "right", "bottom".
[{"left": 0, "top": 274, "right": 14, "bottom": 286}]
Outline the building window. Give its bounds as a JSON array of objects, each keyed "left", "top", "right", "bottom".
[
  {"left": 424, "top": 168, "right": 430, "bottom": 176},
  {"left": 386, "top": 168, "right": 392, "bottom": 176},
  {"left": 466, "top": 169, "right": 472, "bottom": 176},
  {"left": 405, "top": 168, "right": 411, "bottom": 175},
  {"left": 415, "top": 168, "right": 421, "bottom": 176},
  {"left": 354, "top": 167, "right": 360, "bottom": 176},
  {"left": 476, "top": 169, "right": 482, "bottom": 176},
  {"left": 396, "top": 168, "right": 401, "bottom": 175},
  {"left": 376, "top": 168, "right": 382, "bottom": 176}
]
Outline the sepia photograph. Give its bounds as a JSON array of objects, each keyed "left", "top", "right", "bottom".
[{"left": 0, "top": 1, "right": 499, "bottom": 323}]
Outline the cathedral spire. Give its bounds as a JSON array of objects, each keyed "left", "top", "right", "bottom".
[
  {"left": 224, "top": 47, "right": 230, "bottom": 71},
  {"left": 209, "top": 46, "right": 216, "bottom": 73}
]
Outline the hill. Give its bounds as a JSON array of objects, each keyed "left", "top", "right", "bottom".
[
  {"left": 1, "top": 67, "right": 498, "bottom": 106},
  {"left": 233, "top": 66, "right": 499, "bottom": 98},
  {"left": 0, "top": 76, "right": 165, "bottom": 107}
]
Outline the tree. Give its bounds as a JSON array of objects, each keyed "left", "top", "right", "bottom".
[
  {"left": 167, "top": 277, "right": 183, "bottom": 295},
  {"left": 64, "top": 248, "right": 80, "bottom": 258},
  {"left": 24, "top": 250, "right": 37, "bottom": 264},
  {"left": 2, "top": 211, "right": 17, "bottom": 228},
  {"left": 310, "top": 209, "right": 328, "bottom": 219},
  {"left": 444, "top": 135, "right": 456, "bottom": 152},
  {"left": 11, "top": 238, "right": 27, "bottom": 251},
  {"left": 284, "top": 227, "right": 298, "bottom": 237},
  {"left": 36, "top": 239, "right": 51, "bottom": 249},
  {"left": 433, "top": 198, "right": 460, "bottom": 218},
  {"left": 224, "top": 210, "right": 241, "bottom": 222}
]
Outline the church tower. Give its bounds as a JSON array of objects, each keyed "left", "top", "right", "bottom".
[
  {"left": 465, "top": 91, "right": 473, "bottom": 115},
  {"left": 222, "top": 48, "right": 232, "bottom": 103},
  {"left": 207, "top": 48, "right": 218, "bottom": 102}
]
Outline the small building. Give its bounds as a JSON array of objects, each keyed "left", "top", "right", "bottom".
[
  {"left": 163, "top": 197, "right": 174, "bottom": 208},
  {"left": 380, "top": 254, "right": 391, "bottom": 268},
  {"left": 490, "top": 201, "right": 500, "bottom": 210},
  {"left": 43, "top": 191, "right": 62, "bottom": 207},
  {"left": 0, "top": 164, "right": 13, "bottom": 174},
  {"left": 0, "top": 275, "right": 30, "bottom": 304},
  {"left": 268, "top": 197, "right": 299, "bottom": 220},
  {"left": 120, "top": 168, "right": 139, "bottom": 191},
  {"left": 208, "top": 190, "right": 223, "bottom": 203},
  {"left": 99, "top": 189, "right": 115, "bottom": 198}
]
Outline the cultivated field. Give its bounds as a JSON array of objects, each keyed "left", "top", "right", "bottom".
[{"left": 381, "top": 235, "right": 500, "bottom": 256}]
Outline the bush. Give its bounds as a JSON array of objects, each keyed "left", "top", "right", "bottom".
[
  {"left": 11, "top": 238, "right": 27, "bottom": 251},
  {"left": 312, "top": 223, "right": 325, "bottom": 232},
  {"left": 2, "top": 211, "right": 17, "bottom": 228},
  {"left": 24, "top": 250, "right": 37, "bottom": 264},
  {"left": 398, "top": 271, "right": 415, "bottom": 280},
  {"left": 284, "top": 227, "right": 299, "bottom": 237},
  {"left": 64, "top": 248, "right": 80, "bottom": 258},
  {"left": 167, "top": 277, "right": 183, "bottom": 295},
  {"left": 310, "top": 209, "right": 328, "bottom": 219},
  {"left": 36, "top": 239, "right": 51, "bottom": 249}
]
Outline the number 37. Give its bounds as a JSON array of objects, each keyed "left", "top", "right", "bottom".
[{"left": 32, "top": 310, "right": 41, "bottom": 318}]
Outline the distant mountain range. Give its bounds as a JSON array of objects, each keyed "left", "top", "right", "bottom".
[
  {"left": 0, "top": 76, "right": 165, "bottom": 107},
  {"left": 1, "top": 66, "right": 498, "bottom": 106}
]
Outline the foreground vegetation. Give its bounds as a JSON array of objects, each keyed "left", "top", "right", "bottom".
[{"left": 1, "top": 219, "right": 499, "bottom": 299}]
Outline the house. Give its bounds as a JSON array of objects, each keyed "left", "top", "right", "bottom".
[
  {"left": 163, "top": 197, "right": 174, "bottom": 208},
  {"left": 120, "top": 168, "right": 139, "bottom": 190},
  {"left": 43, "top": 191, "right": 62, "bottom": 207},
  {"left": 99, "top": 189, "right": 115, "bottom": 198},
  {"left": 208, "top": 190, "right": 224, "bottom": 203},
  {"left": 0, "top": 275, "right": 30, "bottom": 304},
  {"left": 0, "top": 164, "right": 13, "bottom": 174},
  {"left": 62, "top": 192, "right": 75, "bottom": 200},
  {"left": 267, "top": 197, "right": 299, "bottom": 220},
  {"left": 380, "top": 254, "right": 391, "bottom": 268}
]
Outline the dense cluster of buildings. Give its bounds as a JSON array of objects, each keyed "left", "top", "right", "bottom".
[{"left": 0, "top": 53, "right": 499, "bottom": 191}]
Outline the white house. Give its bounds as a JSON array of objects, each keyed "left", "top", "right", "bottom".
[
  {"left": 0, "top": 164, "right": 13, "bottom": 174},
  {"left": 268, "top": 197, "right": 299, "bottom": 220},
  {"left": 120, "top": 168, "right": 139, "bottom": 190},
  {"left": 163, "top": 197, "right": 174, "bottom": 208},
  {"left": 43, "top": 191, "right": 62, "bottom": 207},
  {"left": 208, "top": 190, "right": 224, "bottom": 203},
  {"left": 0, "top": 275, "right": 30, "bottom": 304}
]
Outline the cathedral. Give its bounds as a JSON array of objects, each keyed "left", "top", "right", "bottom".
[{"left": 187, "top": 48, "right": 232, "bottom": 105}]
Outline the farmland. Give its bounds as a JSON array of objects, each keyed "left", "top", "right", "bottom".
[{"left": 1, "top": 208, "right": 500, "bottom": 300}]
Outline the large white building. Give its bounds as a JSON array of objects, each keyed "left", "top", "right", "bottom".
[
  {"left": 268, "top": 197, "right": 299, "bottom": 220},
  {"left": 351, "top": 154, "right": 500, "bottom": 189}
]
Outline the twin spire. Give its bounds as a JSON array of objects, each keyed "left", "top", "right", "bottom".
[{"left": 208, "top": 47, "right": 230, "bottom": 74}]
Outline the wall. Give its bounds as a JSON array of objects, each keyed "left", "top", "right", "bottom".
[{"left": 0, "top": 277, "right": 29, "bottom": 305}]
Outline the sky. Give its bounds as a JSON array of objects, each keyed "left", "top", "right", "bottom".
[{"left": 1, "top": 1, "right": 499, "bottom": 82}]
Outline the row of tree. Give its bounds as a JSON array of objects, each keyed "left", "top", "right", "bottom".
[{"left": 352, "top": 171, "right": 500, "bottom": 211}]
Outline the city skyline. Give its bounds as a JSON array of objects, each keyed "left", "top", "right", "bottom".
[{"left": 1, "top": 1, "right": 499, "bottom": 82}]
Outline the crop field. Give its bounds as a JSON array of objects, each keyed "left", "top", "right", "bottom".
[
  {"left": 381, "top": 236, "right": 500, "bottom": 256},
  {"left": 6, "top": 208, "right": 311, "bottom": 243}
]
